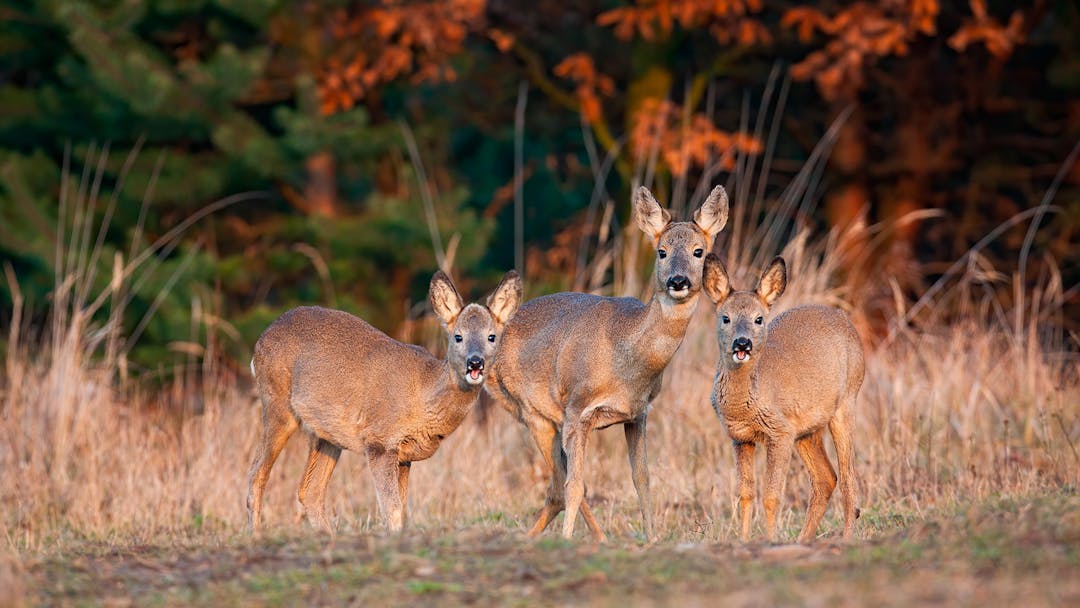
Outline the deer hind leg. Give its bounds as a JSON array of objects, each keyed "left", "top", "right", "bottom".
[
  {"left": 524, "top": 417, "right": 563, "bottom": 537},
  {"left": 733, "top": 441, "right": 756, "bottom": 541},
  {"left": 624, "top": 415, "right": 654, "bottom": 541},
  {"left": 523, "top": 416, "right": 602, "bottom": 540},
  {"left": 795, "top": 430, "right": 837, "bottom": 544},
  {"left": 829, "top": 400, "right": 859, "bottom": 539},
  {"left": 762, "top": 435, "right": 795, "bottom": 543},
  {"left": 295, "top": 435, "right": 341, "bottom": 533},
  {"left": 246, "top": 394, "right": 299, "bottom": 535}
]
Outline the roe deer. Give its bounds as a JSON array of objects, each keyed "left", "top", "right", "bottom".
[
  {"left": 703, "top": 254, "right": 863, "bottom": 544},
  {"left": 489, "top": 186, "right": 729, "bottom": 541},
  {"left": 246, "top": 270, "right": 521, "bottom": 534}
]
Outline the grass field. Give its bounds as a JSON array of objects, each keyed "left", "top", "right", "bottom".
[
  {"left": 1, "top": 174, "right": 1077, "bottom": 605},
  {"left": 3, "top": 281, "right": 1077, "bottom": 605},
  {"left": 13, "top": 490, "right": 1080, "bottom": 606}
]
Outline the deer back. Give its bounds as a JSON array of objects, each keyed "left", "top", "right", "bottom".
[
  {"left": 253, "top": 306, "right": 442, "bottom": 452},
  {"left": 757, "top": 305, "right": 864, "bottom": 418}
]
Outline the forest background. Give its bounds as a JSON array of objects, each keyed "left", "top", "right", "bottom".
[{"left": 1, "top": 0, "right": 1077, "bottom": 374}]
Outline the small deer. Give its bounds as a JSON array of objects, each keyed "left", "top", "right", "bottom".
[
  {"left": 703, "top": 254, "right": 863, "bottom": 544},
  {"left": 246, "top": 270, "right": 521, "bottom": 534},
  {"left": 489, "top": 186, "right": 729, "bottom": 541}
]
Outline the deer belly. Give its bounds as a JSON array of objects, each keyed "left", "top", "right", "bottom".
[
  {"left": 787, "top": 402, "right": 838, "bottom": 437},
  {"left": 294, "top": 414, "right": 358, "bottom": 450}
]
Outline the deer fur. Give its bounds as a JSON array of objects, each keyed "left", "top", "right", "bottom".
[
  {"left": 489, "top": 186, "right": 729, "bottom": 541},
  {"left": 703, "top": 254, "right": 863, "bottom": 543},
  {"left": 246, "top": 270, "right": 521, "bottom": 534}
]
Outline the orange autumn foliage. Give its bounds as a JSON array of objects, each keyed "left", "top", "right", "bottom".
[
  {"left": 487, "top": 28, "right": 516, "bottom": 53},
  {"left": 631, "top": 98, "right": 761, "bottom": 176},
  {"left": 782, "top": 1, "right": 938, "bottom": 100},
  {"left": 599, "top": 0, "right": 771, "bottom": 46},
  {"left": 553, "top": 52, "right": 760, "bottom": 177},
  {"left": 553, "top": 53, "right": 616, "bottom": 123},
  {"left": 948, "top": 0, "right": 1024, "bottom": 58},
  {"left": 317, "top": 0, "right": 485, "bottom": 115},
  {"left": 783, "top": 0, "right": 1024, "bottom": 101}
]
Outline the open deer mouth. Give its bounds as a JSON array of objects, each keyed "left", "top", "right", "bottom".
[
  {"left": 465, "top": 356, "right": 485, "bottom": 385},
  {"left": 732, "top": 349, "right": 751, "bottom": 362}
]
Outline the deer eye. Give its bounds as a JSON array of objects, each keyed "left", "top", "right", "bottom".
[
  {"left": 488, "top": 334, "right": 496, "bottom": 342},
  {"left": 657, "top": 249, "right": 667, "bottom": 259},
  {"left": 693, "top": 248, "right": 704, "bottom": 258},
  {"left": 454, "top": 335, "right": 463, "bottom": 343},
  {"left": 722, "top": 315, "right": 730, "bottom": 324},
  {"left": 755, "top": 317, "right": 764, "bottom": 325}
]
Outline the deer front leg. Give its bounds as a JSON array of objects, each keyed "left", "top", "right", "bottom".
[
  {"left": 577, "top": 483, "right": 605, "bottom": 541},
  {"left": 295, "top": 435, "right": 342, "bottom": 533},
  {"left": 398, "top": 461, "right": 412, "bottom": 530},
  {"left": 366, "top": 446, "right": 404, "bottom": 531},
  {"left": 295, "top": 434, "right": 321, "bottom": 524},
  {"left": 763, "top": 435, "right": 795, "bottom": 543},
  {"left": 733, "top": 440, "right": 756, "bottom": 541},
  {"left": 561, "top": 419, "right": 597, "bottom": 540},
  {"left": 624, "top": 414, "right": 654, "bottom": 541}
]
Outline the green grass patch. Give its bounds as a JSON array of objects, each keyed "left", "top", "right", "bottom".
[{"left": 17, "top": 489, "right": 1080, "bottom": 607}]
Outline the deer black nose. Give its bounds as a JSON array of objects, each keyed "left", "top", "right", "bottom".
[
  {"left": 733, "top": 337, "right": 752, "bottom": 352},
  {"left": 667, "top": 275, "right": 690, "bottom": 291},
  {"left": 466, "top": 355, "right": 485, "bottom": 371}
]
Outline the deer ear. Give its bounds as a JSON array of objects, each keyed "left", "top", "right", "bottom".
[
  {"left": 486, "top": 270, "right": 522, "bottom": 325},
  {"left": 633, "top": 186, "right": 671, "bottom": 241},
  {"left": 693, "top": 185, "right": 729, "bottom": 240},
  {"left": 756, "top": 257, "right": 787, "bottom": 308},
  {"left": 429, "top": 271, "right": 464, "bottom": 326},
  {"left": 702, "top": 254, "right": 732, "bottom": 305}
]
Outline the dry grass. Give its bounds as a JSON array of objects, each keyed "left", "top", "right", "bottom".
[
  {"left": 1, "top": 135, "right": 1078, "bottom": 604},
  {"left": 16, "top": 490, "right": 1080, "bottom": 606},
  {"left": 1, "top": 224, "right": 1076, "bottom": 558}
]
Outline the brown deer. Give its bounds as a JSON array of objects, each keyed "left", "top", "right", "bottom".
[
  {"left": 703, "top": 254, "right": 863, "bottom": 544},
  {"left": 489, "top": 186, "right": 729, "bottom": 541},
  {"left": 246, "top": 270, "right": 521, "bottom": 534}
]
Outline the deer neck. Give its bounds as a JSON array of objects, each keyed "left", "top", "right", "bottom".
[
  {"left": 420, "top": 359, "right": 481, "bottom": 433},
  {"left": 714, "top": 360, "right": 757, "bottom": 419},
  {"left": 625, "top": 291, "right": 699, "bottom": 373}
]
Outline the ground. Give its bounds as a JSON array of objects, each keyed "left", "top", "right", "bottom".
[{"left": 19, "top": 489, "right": 1080, "bottom": 607}]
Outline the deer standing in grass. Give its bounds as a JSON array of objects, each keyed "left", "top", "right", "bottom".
[
  {"left": 703, "top": 254, "right": 863, "bottom": 544},
  {"left": 246, "top": 270, "right": 521, "bottom": 534},
  {"left": 489, "top": 186, "right": 728, "bottom": 541}
]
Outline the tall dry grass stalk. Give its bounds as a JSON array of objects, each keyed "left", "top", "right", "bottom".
[{"left": 2, "top": 126, "right": 1076, "bottom": 555}]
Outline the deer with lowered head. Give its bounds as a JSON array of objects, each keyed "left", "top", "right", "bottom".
[
  {"left": 246, "top": 269, "right": 521, "bottom": 534},
  {"left": 703, "top": 254, "right": 863, "bottom": 544},
  {"left": 489, "top": 186, "right": 729, "bottom": 541}
]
